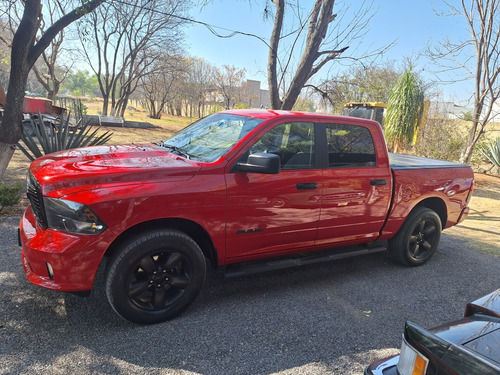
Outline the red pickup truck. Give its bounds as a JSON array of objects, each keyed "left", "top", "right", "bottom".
[{"left": 20, "top": 109, "right": 474, "bottom": 324}]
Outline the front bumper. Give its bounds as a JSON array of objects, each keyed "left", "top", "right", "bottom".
[{"left": 20, "top": 206, "right": 114, "bottom": 292}]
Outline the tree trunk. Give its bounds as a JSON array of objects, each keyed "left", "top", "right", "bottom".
[
  {"left": 118, "top": 96, "right": 129, "bottom": 118},
  {"left": 0, "top": 0, "right": 40, "bottom": 181},
  {"left": 459, "top": 99, "right": 485, "bottom": 164},
  {"left": 459, "top": 119, "right": 484, "bottom": 164},
  {"left": 0, "top": 143, "right": 16, "bottom": 183},
  {"left": 267, "top": 0, "right": 347, "bottom": 110},
  {"left": 102, "top": 95, "right": 109, "bottom": 116},
  {"left": 0, "top": 0, "right": 106, "bottom": 181},
  {"left": 268, "top": 0, "right": 284, "bottom": 109},
  {"left": 46, "top": 79, "right": 60, "bottom": 100}
]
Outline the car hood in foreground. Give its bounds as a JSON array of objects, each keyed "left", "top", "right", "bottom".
[
  {"left": 366, "top": 290, "right": 500, "bottom": 375},
  {"left": 463, "top": 327, "right": 500, "bottom": 365}
]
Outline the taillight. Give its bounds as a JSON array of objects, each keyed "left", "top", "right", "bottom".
[{"left": 466, "top": 179, "right": 474, "bottom": 203}]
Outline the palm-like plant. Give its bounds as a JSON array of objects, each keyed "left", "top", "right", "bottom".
[
  {"left": 17, "top": 112, "right": 113, "bottom": 161},
  {"left": 480, "top": 138, "right": 500, "bottom": 169},
  {"left": 384, "top": 67, "right": 425, "bottom": 153}
]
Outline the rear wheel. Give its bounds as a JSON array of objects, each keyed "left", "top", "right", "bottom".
[
  {"left": 388, "top": 207, "right": 442, "bottom": 266},
  {"left": 105, "top": 229, "right": 206, "bottom": 324}
]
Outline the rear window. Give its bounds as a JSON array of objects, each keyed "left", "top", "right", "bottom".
[{"left": 325, "top": 124, "right": 376, "bottom": 167}]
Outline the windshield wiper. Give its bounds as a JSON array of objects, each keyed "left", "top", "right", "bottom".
[{"left": 160, "top": 143, "right": 191, "bottom": 159}]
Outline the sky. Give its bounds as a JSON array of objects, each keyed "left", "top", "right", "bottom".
[{"left": 183, "top": 0, "right": 473, "bottom": 105}]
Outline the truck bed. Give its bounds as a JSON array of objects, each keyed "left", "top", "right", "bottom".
[{"left": 389, "top": 153, "right": 469, "bottom": 170}]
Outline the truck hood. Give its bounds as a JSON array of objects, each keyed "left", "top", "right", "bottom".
[{"left": 30, "top": 144, "right": 203, "bottom": 196}]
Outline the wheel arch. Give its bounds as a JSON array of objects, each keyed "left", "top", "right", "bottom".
[
  {"left": 415, "top": 197, "right": 447, "bottom": 229},
  {"left": 104, "top": 218, "right": 218, "bottom": 267}
]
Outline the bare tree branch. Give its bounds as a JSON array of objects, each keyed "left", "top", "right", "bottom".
[{"left": 428, "top": 0, "right": 500, "bottom": 163}]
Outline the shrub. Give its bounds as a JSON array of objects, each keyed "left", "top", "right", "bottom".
[
  {"left": 17, "top": 111, "right": 113, "bottom": 162},
  {"left": 0, "top": 182, "right": 22, "bottom": 214},
  {"left": 480, "top": 137, "right": 500, "bottom": 171},
  {"left": 414, "top": 117, "right": 466, "bottom": 162},
  {"left": 384, "top": 67, "right": 425, "bottom": 152}
]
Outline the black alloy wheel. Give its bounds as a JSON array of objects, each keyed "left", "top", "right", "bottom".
[
  {"left": 105, "top": 229, "right": 206, "bottom": 324},
  {"left": 388, "top": 207, "right": 442, "bottom": 266},
  {"left": 408, "top": 218, "right": 438, "bottom": 260},
  {"left": 127, "top": 251, "right": 191, "bottom": 312}
]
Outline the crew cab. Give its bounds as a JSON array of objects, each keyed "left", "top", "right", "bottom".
[{"left": 19, "top": 110, "right": 474, "bottom": 324}]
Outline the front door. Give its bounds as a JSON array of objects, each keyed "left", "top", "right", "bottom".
[{"left": 225, "top": 121, "right": 322, "bottom": 263}]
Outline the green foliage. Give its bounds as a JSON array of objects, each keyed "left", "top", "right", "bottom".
[
  {"left": 234, "top": 102, "right": 250, "bottom": 109},
  {"left": 321, "top": 63, "right": 399, "bottom": 113},
  {"left": 461, "top": 111, "right": 473, "bottom": 121},
  {"left": 1, "top": 55, "right": 10, "bottom": 67},
  {"left": 414, "top": 117, "right": 466, "bottom": 162},
  {"left": 17, "top": 112, "right": 113, "bottom": 162},
  {"left": 62, "top": 70, "right": 99, "bottom": 97},
  {"left": 480, "top": 137, "right": 500, "bottom": 168},
  {"left": 384, "top": 67, "right": 425, "bottom": 151},
  {"left": 293, "top": 97, "right": 316, "bottom": 112},
  {"left": 0, "top": 182, "right": 22, "bottom": 214}
]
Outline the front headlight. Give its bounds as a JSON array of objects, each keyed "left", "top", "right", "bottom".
[{"left": 44, "top": 197, "right": 107, "bottom": 235}]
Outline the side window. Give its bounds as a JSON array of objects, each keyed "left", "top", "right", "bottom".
[
  {"left": 250, "top": 122, "right": 315, "bottom": 169},
  {"left": 326, "top": 123, "right": 376, "bottom": 167}
]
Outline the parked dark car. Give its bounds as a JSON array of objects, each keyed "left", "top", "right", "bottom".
[{"left": 365, "top": 289, "right": 500, "bottom": 375}]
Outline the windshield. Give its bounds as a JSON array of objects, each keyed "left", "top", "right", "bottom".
[
  {"left": 343, "top": 106, "right": 374, "bottom": 120},
  {"left": 160, "top": 113, "right": 264, "bottom": 162}
]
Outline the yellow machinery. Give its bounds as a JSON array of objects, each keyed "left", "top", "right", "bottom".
[{"left": 343, "top": 102, "right": 386, "bottom": 127}]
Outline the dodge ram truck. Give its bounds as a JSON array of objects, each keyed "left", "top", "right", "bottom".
[{"left": 19, "top": 109, "right": 474, "bottom": 324}]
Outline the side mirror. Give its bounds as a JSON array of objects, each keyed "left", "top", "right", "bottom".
[{"left": 232, "top": 153, "right": 281, "bottom": 174}]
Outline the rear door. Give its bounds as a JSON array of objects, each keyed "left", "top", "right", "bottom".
[{"left": 315, "top": 121, "right": 392, "bottom": 246}]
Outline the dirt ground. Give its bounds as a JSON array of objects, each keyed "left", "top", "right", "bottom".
[
  {"left": 1, "top": 122, "right": 499, "bottom": 257},
  {"left": 445, "top": 173, "right": 500, "bottom": 256}
]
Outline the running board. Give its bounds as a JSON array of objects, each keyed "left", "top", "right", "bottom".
[{"left": 222, "top": 243, "right": 387, "bottom": 279}]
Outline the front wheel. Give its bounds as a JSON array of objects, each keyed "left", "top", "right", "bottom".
[
  {"left": 105, "top": 229, "right": 206, "bottom": 324},
  {"left": 388, "top": 207, "right": 442, "bottom": 266}
]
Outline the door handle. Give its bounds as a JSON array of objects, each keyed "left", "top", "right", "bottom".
[
  {"left": 297, "top": 183, "right": 318, "bottom": 190},
  {"left": 370, "top": 179, "right": 388, "bottom": 186}
]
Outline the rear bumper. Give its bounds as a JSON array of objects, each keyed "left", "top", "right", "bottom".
[
  {"left": 20, "top": 206, "right": 113, "bottom": 292},
  {"left": 457, "top": 206, "right": 470, "bottom": 224}
]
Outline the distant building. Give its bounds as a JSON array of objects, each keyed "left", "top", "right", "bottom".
[
  {"left": 241, "top": 80, "right": 271, "bottom": 109},
  {"left": 427, "top": 101, "right": 472, "bottom": 120},
  {"left": 428, "top": 100, "right": 500, "bottom": 122},
  {"left": 206, "top": 79, "right": 271, "bottom": 109}
]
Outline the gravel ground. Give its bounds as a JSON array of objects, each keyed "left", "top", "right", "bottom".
[{"left": 0, "top": 215, "right": 498, "bottom": 375}]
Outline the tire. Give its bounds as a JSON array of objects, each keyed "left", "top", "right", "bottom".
[
  {"left": 388, "top": 207, "right": 442, "bottom": 266},
  {"left": 22, "top": 120, "right": 35, "bottom": 136},
  {"left": 105, "top": 229, "right": 206, "bottom": 324}
]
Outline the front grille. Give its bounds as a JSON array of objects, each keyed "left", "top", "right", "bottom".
[{"left": 26, "top": 172, "right": 47, "bottom": 228}]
